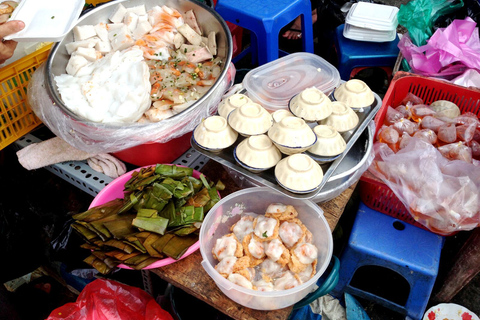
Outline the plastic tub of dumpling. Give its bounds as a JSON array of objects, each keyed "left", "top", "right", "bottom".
[{"left": 199, "top": 187, "right": 337, "bottom": 310}]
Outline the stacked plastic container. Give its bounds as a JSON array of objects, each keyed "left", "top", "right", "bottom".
[{"left": 343, "top": 2, "right": 399, "bottom": 42}]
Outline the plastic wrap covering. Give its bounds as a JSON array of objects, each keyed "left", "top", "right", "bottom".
[
  {"left": 369, "top": 138, "right": 480, "bottom": 236},
  {"left": 28, "top": 62, "right": 235, "bottom": 154},
  {"left": 46, "top": 279, "right": 174, "bottom": 320}
]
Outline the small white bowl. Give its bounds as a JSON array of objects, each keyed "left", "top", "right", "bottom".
[
  {"left": 193, "top": 116, "right": 238, "bottom": 152},
  {"left": 275, "top": 154, "right": 324, "bottom": 193},
  {"left": 319, "top": 101, "right": 359, "bottom": 133},
  {"left": 308, "top": 125, "right": 346, "bottom": 157},
  {"left": 234, "top": 134, "right": 282, "bottom": 173},
  {"left": 272, "top": 109, "right": 295, "bottom": 123},
  {"left": 217, "top": 93, "right": 252, "bottom": 119},
  {"left": 268, "top": 116, "right": 317, "bottom": 155},
  {"left": 333, "top": 79, "right": 375, "bottom": 110},
  {"left": 228, "top": 103, "right": 273, "bottom": 137},
  {"left": 289, "top": 87, "right": 333, "bottom": 122}
]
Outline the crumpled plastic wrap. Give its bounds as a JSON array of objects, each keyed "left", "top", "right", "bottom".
[
  {"left": 28, "top": 62, "right": 236, "bottom": 154},
  {"left": 452, "top": 68, "right": 480, "bottom": 88},
  {"left": 397, "top": 0, "right": 464, "bottom": 46},
  {"left": 46, "top": 279, "right": 174, "bottom": 320},
  {"left": 369, "top": 138, "right": 480, "bottom": 235},
  {"left": 398, "top": 17, "right": 480, "bottom": 80}
]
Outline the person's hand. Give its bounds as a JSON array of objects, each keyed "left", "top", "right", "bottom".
[{"left": 0, "top": 20, "right": 25, "bottom": 64}]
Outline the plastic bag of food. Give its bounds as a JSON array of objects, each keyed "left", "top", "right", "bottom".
[
  {"left": 369, "top": 138, "right": 480, "bottom": 235},
  {"left": 27, "top": 62, "right": 235, "bottom": 154},
  {"left": 398, "top": 0, "right": 464, "bottom": 46},
  {"left": 46, "top": 279, "right": 174, "bottom": 320}
]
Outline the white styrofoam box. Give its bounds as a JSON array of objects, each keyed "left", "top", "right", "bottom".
[
  {"left": 345, "top": 2, "right": 399, "bottom": 31},
  {"left": 343, "top": 23, "right": 397, "bottom": 42}
]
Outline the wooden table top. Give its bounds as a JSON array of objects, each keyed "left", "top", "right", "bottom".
[{"left": 150, "top": 161, "right": 357, "bottom": 320}]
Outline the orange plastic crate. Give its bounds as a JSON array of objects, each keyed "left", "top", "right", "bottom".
[
  {"left": 0, "top": 44, "right": 52, "bottom": 150},
  {"left": 360, "top": 72, "right": 480, "bottom": 232}
]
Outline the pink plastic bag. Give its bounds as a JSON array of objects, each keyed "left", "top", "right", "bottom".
[
  {"left": 398, "top": 17, "right": 480, "bottom": 79},
  {"left": 369, "top": 138, "right": 480, "bottom": 235},
  {"left": 46, "top": 279, "right": 174, "bottom": 320}
]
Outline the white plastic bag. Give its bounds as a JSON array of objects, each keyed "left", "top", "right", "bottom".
[{"left": 369, "top": 138, "right": 480, "bottom": 235}]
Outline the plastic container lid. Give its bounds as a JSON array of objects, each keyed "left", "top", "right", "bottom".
[
  {"left": 343, "top": 23, "right": 397, "bottom": 42},
  {"left": 345, "top": 2, "right": 399, "bottom": 31},
  {"left": 243, "top": 52, "right": 341, "bottom": 112},
  {"left": 5, "top": 0, "right": 85, "bottom": 42}
]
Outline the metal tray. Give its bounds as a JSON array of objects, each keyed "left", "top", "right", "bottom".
[{"left": 192, "top": 93, "right": 382, "bottom": 199}]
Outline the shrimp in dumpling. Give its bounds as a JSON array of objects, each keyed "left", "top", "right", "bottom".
[
  {"left": 265, "top": 203, "right": 298, "bottom": 221},
  {"left": 253, "top": 216, "right": 279, "bottom": 242},
  {"left": 212, "top": 233, "right": 243, "bottom": 260},
  {"left": 235, "top": 267, "right": 256, "bottom": 281},
  {"left": 257, "top": 258, "right": 287, "bottom": 282},
  {"left": 274, "top": 271, "right": 302, "bottom": 291},
  {"left": 288, "top": 242, "right": 318, "bottom": 273},
  {"left": 231, "top": 214, "right": 255, "bottom": 242},
  {"left": 279, "top": 219, "right": 307, "bottom": 248},
  {"left": 228, "top": 273, "right": 253, "bottom": 290},
  {"left": 297, "top": 260, "right": 317, "bottom": 283},
  {"left": 264, "top": 238, "right": 290, "bottom": 267},
  {"left": 215, "top": 256, "right": 237, "bottom": 277},
  {"left": 253, "top": 279, "right": 274, "bottom": 292},
  {"left": 242, "top": 233, "right": 266, "bottom": 267}
]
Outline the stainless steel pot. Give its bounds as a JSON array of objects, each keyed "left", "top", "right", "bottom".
[{"left": 45, "top": 0, "right": 233, "bottom": 127}]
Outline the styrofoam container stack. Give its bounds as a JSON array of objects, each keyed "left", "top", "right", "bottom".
[{"left": 343, "top": 2, "right": 399, "bottom": 42}]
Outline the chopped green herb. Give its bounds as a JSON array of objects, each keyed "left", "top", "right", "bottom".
[
  {"left": 51, "top": 16, "right": 55, "bottom": 19},
  {"left": 262, "top": 231, "right": 268, "bottom": 238}
]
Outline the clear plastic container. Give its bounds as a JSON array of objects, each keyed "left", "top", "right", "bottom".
[
  {"left": 199, "top": 187, "right": 334, "bottom": 310},
  {"left": 345, "top": 2, "right": 399, "bottom": 31},
  {"left": 243, "top": 52, "right": 340, "bottom": 112}
]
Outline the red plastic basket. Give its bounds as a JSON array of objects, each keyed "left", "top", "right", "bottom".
[{"left": 360, "top": 71, "right": 480, "bottom": 232}]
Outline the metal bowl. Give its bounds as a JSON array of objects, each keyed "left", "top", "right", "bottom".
[{"left": 45, "top": 0, "right": 233, "bottom": 127}]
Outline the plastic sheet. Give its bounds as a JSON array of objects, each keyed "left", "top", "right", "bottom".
[
  {"left": 397, "top": 0, "right": 464, "bottom": 46},
  {"left": 369, "top": 138, "right": 480, "bottom": 235},
  {"left": 452, "top": 69, "right": 480, "bottom": 88},
  {"left": 28, "top": 63, "right": 236, "bottom": 154},
  {"left": 46, "top": 279, "right": 174, "bottom": 320},
  {"left": 398, "top": 17, "right": 480, "bottom": 79}
]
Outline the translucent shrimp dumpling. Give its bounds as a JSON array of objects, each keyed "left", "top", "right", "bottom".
[
  {"left": 228, "top": 273, "right": 253, "bottom": 290},
  {"left": 288, "top": 242, "right": 318, "bottom": 273},
  {"left": 253, "top": 216, "right": 279, "bottom": 241},
  {"left": 273, "top": 271, "right": 302, "bottom": 291},
  {"left": 264, "top": 238, "right": 290, "bottom": 266},
  {"left": 231, "top": 214, "right": 256, "bottom": 242},
  {"left": 212, "top": 233, "right": 243, "bottom": 260},
  {"left": 279, "top": 219, "right": 306, "bottom": 248},
  {"left": 215, "top": 256, "right": 237, "bottom": 277},
  {"left": 265, "top": 203, "right": 298, "bottom": 221}
]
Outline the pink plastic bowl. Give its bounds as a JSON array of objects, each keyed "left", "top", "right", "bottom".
[{"left": 89, "top": 164, "right": 205, "bottom": 270}]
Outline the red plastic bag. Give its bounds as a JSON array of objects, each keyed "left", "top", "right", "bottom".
[{"left": 46, "top": 279, "right": 174, "bottom": 320}]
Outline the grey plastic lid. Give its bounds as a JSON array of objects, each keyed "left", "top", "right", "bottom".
[{"left": 243, "top": 52, "right": 341, "bottom": 112}]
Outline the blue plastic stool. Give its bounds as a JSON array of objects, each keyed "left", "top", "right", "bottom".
[
  {"left": 215, "top": 0, "right": 314, "bottom": 66},
  {"left": 334, "top": 24, "right": 400, "bottom": 81},
  {"left": 331, "top": 202, "right": 444, "bottom": 320}
]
